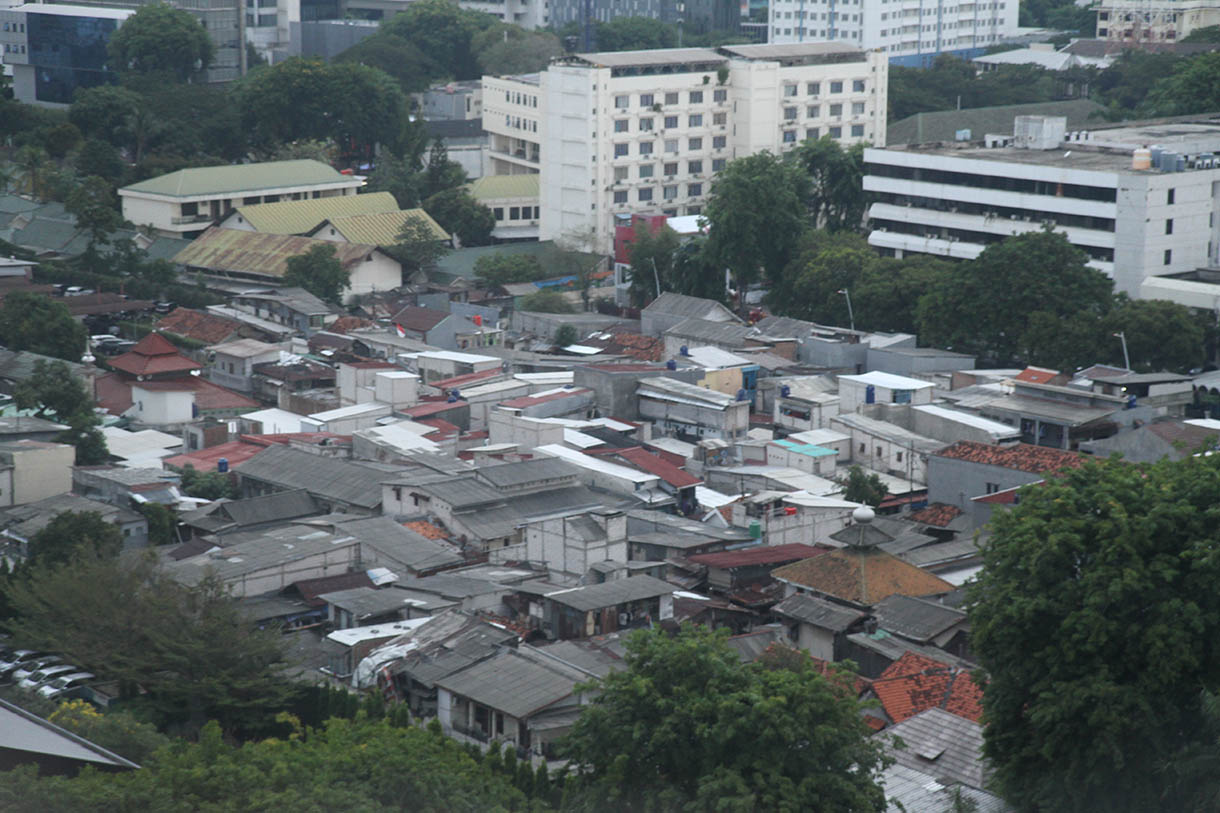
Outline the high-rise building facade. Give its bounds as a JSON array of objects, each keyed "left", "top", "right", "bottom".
[{"left": 0, "top": 3, "right": 131, "bottom": 105}]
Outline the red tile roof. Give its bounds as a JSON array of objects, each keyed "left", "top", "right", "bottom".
[
  {"left": 163, "top": 439, "right": 267, "bottom": 472},
  {"left": 1014, "top": 366, "right": 1061, "bottom": 384},
  {"left": 872, "top": 651, "right": 983, "bottom": 724},
  {"left": 933, "top": 441, "right": 1085, "bottom": 474},
  {"left": 688, "top": 543, "right": 827, "bottom": 569},
  {"left": 613, "top": 447, "right": 702, "bottom": 488},
  {"left": 404, "top": 520, "right": 449, "bottom": 540},
  {"left": 403, "top": 400, "right": 468, "bottom": 419},
  {"left": 95, "top": 372, "right": 134, "bottom": 414},
  {"left": 108, "top": 332, "right": 202, "bottom": 377},
  {"left": 391, "top": 305, "right": 450, "bottom": 333},
  {"left": 429, "top": 369, "right": 501, "bottom": 391},
  {"left": 908, "top": 503, "right": 964, "bottom": 528},
  {"left": 328, "top": 316, "right": 375, "bottom": 334},
  {"left": 417, "top": 418, "right": 460, "bottom": 438},
  {"left": 771, "top": 548, "right": 954, "bottom": 606}
]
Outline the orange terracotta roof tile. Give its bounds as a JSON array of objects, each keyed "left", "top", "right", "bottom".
[
  {"left": 771, "top": 548, "right": 954, "bottom": 606},
  {"left": 872, "top": 651, "right": 983, "bottom": 724},
  {"left": 404, "top": 520, "right": 449, "bottom": 540},
  {"left": 908, "top": 503, "right": 964, "bottom": 527},
  {"left": 933, "top": 440, "right": 1085, "bottom": 474},
  {"left": 155, "top": 308, "right": 243, "bottom": 345},
  {"left": 1014, "top": 366, "right": 1061, "bottom": 384},
  {"left": 328, "top": 316, "right": 375, "bottom": 334}
]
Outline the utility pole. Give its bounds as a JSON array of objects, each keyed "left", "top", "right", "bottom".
[
  {"left": 1113, "top": 331, "right": 1131, "bottom": 371},
  {"left": 837, "top": 288, "right": 855, "bottom": 331}
]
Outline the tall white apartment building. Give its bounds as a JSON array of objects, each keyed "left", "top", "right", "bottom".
[
  {"left": 484, "top": 43, "right": 888, "bottom": 252},
  {"left": 1095, "top": 0, "right": 1220, "bottom": 43},
  {"left": 862, "top": 116, "right": 1220, "bottom": 298},
  {"left": 767, "top": 0, "right": 1018, "bottom": 67}
]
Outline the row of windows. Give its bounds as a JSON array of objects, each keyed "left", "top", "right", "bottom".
[
  {"left": 614, "top": 113, "right": 726, "bottom": 132},
  {"left": 784, "top": 125, "right": 865, "bottom": 142},
  {"left": 613, "top": 183, "right": 704, "bottom": 204},
  {"left": 865, "top": 162, "right": 1119, "bottom": 202},
  {"left": 783, "top": 79, "right": 866, "bottom": 97},
  {"left": 503, "top": 114, "right": 537, "bottom": 133},
  {"left": 783, "top": 102, "right": 868, "bottom": 119},
  {"left": 613, "top": 89, "right": 729, "bottom": 108},
  {"left": 873, "top": 192, "right": 1116, "bottom": 232},
  {"left": 492, "top": 205, "right": 540, "bottom": 222},
  {"left": 503, "top": 89, "right": 539, "bottom": 108},
  {"left": 873, "top": 218, "right": 1116, "bottom": 262},
  {"left": 0, "top": 21, "right": 25, "bottom": 32},
  {"left": 2, "top": 43, "right": 26, "bottom": 54},
  {"left": 613, "top": 136, "right": 728, "bottom": 157},
  {"left": 613, "top": 159, "right": 712, "bottom": 180}
]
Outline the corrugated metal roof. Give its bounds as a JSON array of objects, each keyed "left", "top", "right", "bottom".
[
  {"left": 773, "top": 591, "right": 867, "bottom": 631},
  {"left": 319, "top": 209, "right": 448, "bottom": 245},
  {"left": 122, "top": 160, "right": 355, "bottom": 199},
  {"left": 543, "top": 575, "right": 674, "bottom": 612},
  {"left": 173, "top": 227, "right": 381, "bottom": 279},
  {"left": 236, "top": 444, "right": 396, "bottom": 508},
  {"left": 874, "top": 594, "right": 968, "bottom": 643},
  {"left": 434, "top": 646, "right": 587, "bottom": 719},
  {"left": 468, "top": 174, "right": 540, "bottom": 201},
  {"left": 232, "top": 191, "right": 399, "bottom": 234}
]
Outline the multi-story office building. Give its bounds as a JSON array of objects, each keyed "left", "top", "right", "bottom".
[
  {"left": 862, "top": 115, "right": 1220, "bottom": 298},
  {"left": 484, "top": 43, "right": 888, "bottom": 252},
  {"left": 337, "top": 0, "right": 544, "bottom": 27},
  {"left": 549, "top": 0, "right": 739, "bottom": 37},
  {"left": 767, "top": 0, "right": 1018, "bottom": 66},
  {"left": 1096, "top": 0, "right": 1220, "bottom": 43},
  {"left": 0, "top": 3, "right": 131, "bottom": 105}
]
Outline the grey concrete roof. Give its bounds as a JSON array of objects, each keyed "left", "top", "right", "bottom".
[
  {"left": 637, "top": 375, "right": 739, "bottom": 407},
  {"left": 162, "top": 525, "right": 360, "bottom": 585},
  {"left": 666, "top": 317, "right": 754, "bottom": 347},
  {"left": 571, "top": 48, "right": 724, "bottom": 68},
  {"left": 321, "top": 515, "right": 463, "bottom": 573},
  {"left": 0, "top": 493, "right": 142, "bottom": 540},
  {"left": 879, "top": 762, "right": 1009, "bottom": 813},
  {"left": 0, "top": 697, "right": 139, "bottom": 770},
  {"left": 773, "top": 592, "right": 868, "bottom": 632},
  {"left": 543, "top": 575, "right": 674, "bottom": 612},
  {"left": 887, "top": 98, "right": 1103, "bottom": 147},
  {"left": 878, "top": 707, "right": 991, "bottom": 790},
  {"left": 643, "top": 292, "right": 739, "bottom": 320},
  {"left": 874, "top": 595, "right": 968, "bottom": 644},
  {"left": 318, "top": 586, "right": 421, "bottom": 620},
  {"left": 475, "top": 457, "right": 576, "bottom": 489},
  {"left": 214, "top": 489, "right": 319, "bottom": 527},
  {"left": 0, "top": 415, "right": 69, "bottom": 434},
  {"left": 434, "top": 646, "right": 589, "bottom": 719},
  {"left": 237, "top": 445, "right": 399, "bottom": 509}
]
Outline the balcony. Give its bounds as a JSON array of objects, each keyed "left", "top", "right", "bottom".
[{"left": 171, "top": 214, "right": 214, "bottom": 225}]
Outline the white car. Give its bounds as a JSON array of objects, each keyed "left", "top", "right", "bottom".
[
  {"left": 19, "top": 663, "right": 76, "bottom": 691},
  {"left": 37, "top": 672, "right": 94, "bottom": 699},
  {"left": 11, "top": 655, "right": 61, "bottom": 684}
]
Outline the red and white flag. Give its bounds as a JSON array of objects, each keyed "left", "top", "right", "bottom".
[{"left": 395, "top": 323, "right": 406, "bottom": 338}]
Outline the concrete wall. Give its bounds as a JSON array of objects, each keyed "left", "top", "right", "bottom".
[
  {"left": 488, "top": 410, "right": 565, "bottom": 450},
  {"left": 130, "top": 386, "right": 195, "bottom": 426},
  {"left": 525, "top": 512, "right": 628, "bottom": 583},
  {"left": 2, "top": 443, "right": 73, "bottom": 505},
  {"left": 224, "top": 541, "right": 361, "bottom": 598},
  {"left": 926, "top": 455, "right": 1044, "bottom": 513},
  {"left": 866, "top": 347, "right": 976, "bottom": 376}
]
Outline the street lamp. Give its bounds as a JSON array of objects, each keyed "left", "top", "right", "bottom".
[
  {"left": 837, "top": 288, "right": 855, "bottom": 331},
  {"left": 1112, "top": 331, "right": 1130, "bottom": 371}
]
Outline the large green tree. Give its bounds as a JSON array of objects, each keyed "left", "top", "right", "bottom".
[
  {"left": 107, "top": 2, "right": 214, "bottom": 81},
  {"left": 593, "top": 16, "right": 678, "bottom": 51},
  {"left": 380, "top": 0, "right": 496, "bottom": 81},
  {"left": 65, "top": 175, "right": 126, "bottom": 259},
  {"left": 14, "top": 359, "right": 109, "bottom": 464},
  {"left": 332, "top": 33, "right": 440, "bottom": 94},
  {"left": 423, "top": 187, "right": 494, "bottom": 247},
  {"left": 562, "top": 624, "right": 888, "bottom": 812},
  {"left": 969, "top": 454, "right": 1220, "bottom": 812},
  {"left": 26, "top": 511, "right": 123, "bottom": 568},
  {"left": 473, "top": 253, "right": 544, "bottom": 287},
  {"left": 1140, "top": 52, "right": 1220, "bottom": 117},
  {"left": 473, "top": 23, "right": 564, "bottom": 75},
  {"left": 626, "top": 222, "right": 679, "bottom": 308},
  {"left": 283, "top": 244, "right": 349, "bottom": 305},
  {"left": 791, "top": 137, "right": 869, "bottom": 232},
  {"left": 704, "top": 152, "right": 811, "bottom": 311},
  {"left": 0, "top": 292, "right": 88, "bottom": 362}
]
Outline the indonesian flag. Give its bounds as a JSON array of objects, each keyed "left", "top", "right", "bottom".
[{"left": 395, "top": 323, "right": 406, "bottom": 338}]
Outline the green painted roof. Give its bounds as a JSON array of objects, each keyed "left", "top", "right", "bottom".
[
  {"left": 318, "top": 209, "right": 448, "bottom": 246},
  {"left": 468, "top": 174, "right": 540, "bottom": 201},
  {"left": 231, "top": 191, "right": 400, "bottom": 235},
  {"left": 121, "top": 160, "right": 357, "bottom": 199},
  {"left": 173, "top": 227, "right": 381, "bottom": 279},
  {"left": 886, "top": 99, "right": 1104, "bottom": 146}
]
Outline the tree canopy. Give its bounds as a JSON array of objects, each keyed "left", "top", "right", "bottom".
[
  {"left": 791, "top": 137, "right": 868, "bottom": 232},
  {"left": 841, "top": 466, "right": 887, "bottom": 506},
  {"left": 0, "top": 293, "right": 87, "bottom": 362},
  {"left": 107, "top": 2, "right": 214, "bottom": 81},
  {"left": 380, "top": 0, "right": 496, "bottom": 82},
  {"left": 969, "top": 453, "right": 1220, "bottom": 812},
  {"left": 423, "top": 187, "right": 495, "bottom": 247},
  {"left": 283, "top": 244, "right": 349, "bottom": 305},
  {"left": 562, "top": 624, "right": 888, "bottom": 812},
  {"left": 14, "top": 359, "right": 109, "bottom": 464},
  {"left": 473, "top": 253, "right": 545, "bottom": 287},
  {"left": 27, "top": 511, "right": 123, "bottom": 568}
]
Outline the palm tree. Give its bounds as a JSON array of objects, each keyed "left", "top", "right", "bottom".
[{"left": 14, "top": 145, "right": 48, "bottom": 199}]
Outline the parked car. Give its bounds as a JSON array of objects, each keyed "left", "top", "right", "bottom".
[
  {"left": 11, "top": 655, "right": 62, "bottom": 684},
  {"left": 37, "top": 671, "right": 95, "bottom": 700},
  {"left": 99, "top": 340, "right": 136, "bottom": 356},
  {"left": 19, "top": 663, "right": 77, "bottom": 691},
  {"left": 0, "top": 650, "right": 49, "bottom": 681}
]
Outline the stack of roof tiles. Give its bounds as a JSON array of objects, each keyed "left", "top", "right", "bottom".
[{"left": 872, "top": 651, "right": 983, "bottom": 724}]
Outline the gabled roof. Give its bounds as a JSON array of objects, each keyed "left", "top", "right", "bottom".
[
  {"left": 907, "top": 502, "right": 964, "bottom": 528},
  {"left": 874, "top": 594, "right": 968, "bottom": 644},
  {"left": 468, "top": 174, "right": 540, "bottom": 201},
  {"left": 772, "top": 591, "right": 868, "bottom": 632},
  {"left": 0, "top": 697, "right": 140, "bottom": 772},
  {"left": 229, "top": 191, "right": 399, "bottom": 235},
  {"left": 933, "top": 441, "right": 1084, "bottom": 474},
  {"left": 433, "top": 646, "right": 588, "bottom": 719},
  {"left": 613, "top": 447, "right": 701, "bottom": 488},
  {"left": 155, "top": 308, "right": 244, "bottom": 345},
  {"left": 121, "top": 159, "right": 354, "bottom": 199},
  {"left": 173, "top": 227, "right": 384, "bottom": 280},
  {"left": 542, "top": 575, "right": 674, "bottom": 612},
  {"left": 771, "top": 548, "right": 954, "bottom": 606},
  {"left": 643, "top": 291, "right": 740, "bottom": 321},
  {"left": 236, "top": 444, "right": 395, "bottom": 509},
  {"left": 691, "top": 543, "right": 825, "bottom": 570},
  {"left": 474, "top": 457, "right": 575, "bottom": 489},
  {"left": 391, "top": 305, "right": 451, "bottom": 333},
  {"left": 315, "top": 208, "right": 449, "bottom": 245},
  {"left": 872, "top": 651, "right": 983, "bottom": 724},
  {"left": 666, "top": 317, "right": 754, "bottom": 347},
  {"left": 108, "top": 332, "right": 202, "bottom": 377}
]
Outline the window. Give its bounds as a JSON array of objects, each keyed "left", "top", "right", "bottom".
[
  {"left": 689, "top": 137, "right": 702, "bottom": 150},
  {"left": 665, "top": 91, "right": 679, "bottom": 104},
  {"left": 783, "top": 84, "right": 798, "bottom": 97},
  {"left": 690, "top": 90, "right": 703, "bottom": 103},
  {"left": 830, "top": 103, "right": 842, "bottom": 116},
  {"left": 985, "top": 482, "right": 1000, "bottom": 494},
  {"left": 640, "top": 93, "right": 654, "bottom": 107},
  {"left": 689, "top": 114, "right": 703, "bottom": 127},
  {"left": 665, "top": 139, "right": 679, "bottom": 152},
  {"left": 829, "top": 126, "right": 842, "bottom": 138},
  {"left": 493, "top": 207, "right": 504, "bottom": 220},
  {"left": 689, "top": 182, "right": 702, "bottom": 196},
  {"left": 713, "top": 135, "right": 726, "bottom": 148},
  {"left": 713, "top": 158, "right": 727, "bottom": 172},
  {"left": 859, "top": 442, "right": 866, "bottom": 453},
  {"left": 663, "top": 185, "right": 678, "bottom": 200},
  {"left": 614, "top": 94, "right": 629, "bottom": 108},
  {"left": 614, "top": 143, "right": 629, "bottom": 157},
  {"left": 714, "top": 89, "right": 727, "bottom": 102},
  {"left": 665, "top": 115, "right": 678, "bottom": 128},
  {"left": 688, "top": 160, "right": 703, "bottom": 173},
  {"left": 830, "top": 81, "right": 843, "bottom": 93},
  {"left": 509, "top": 206, "right": 520, "bottom": 220},
  {"left": 638, "top": 188, "right": 653, "bottom": 202},
  {"left": 784, "top": 106, "right": 798, "bottom": 120},
  {"left": 614, "top": 119, "right": 629, "bottom": 132},
  {"left": 639, "top": 141, "right": 653, "bottom": 155},
  {"left": 640, "top": 117, "right": 654, "bottom": 131},
  {"left": 713, "top": 112, "right": 727, "bottom": 125},
  {"left": 1164, "top": 249, "right": 1172, "bottom": 265},
  {"left": 807, "top": 105, "right": 820, "bottom": 117},
  {"left": 852, "top": 101, "right": 865, "bottom": 115},
  {"left": 1168, "top": 188, "right": 1175, "bottom": 204},
  {"left": 853, "top": 79, "right": 866, "bottom": 92},
  {"left": 851, "top": 124, "right": 864, "bottom": 137},
  {"left": 1166, "top": 218, "right": 1173, "bottom": 235},
  {"left": 783, "top": 130, "right": 797, "bottom": 143},
  {"left": 614, "top": 190, "right": 628, "bottom": 203},
  {"left": 876, "top": 446, "right": 883, "bottom": 457},
  {"left": 807, "top": 81, "right": 820, "bottom": 95},
  {"left": 614, "top": 166, "right": 629, "bottom": 181},
  {"left": 664, "top": 162, "right": 678, "bottom": 176},
  {"left": 806, "top": 127, "right": 820, "bottom": 140},
  {"left": 896, "top": 451, "right": 903, "bottom": 463},
  {"left": 639, "top": 164, "right": 654, "bottom": 178}
]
